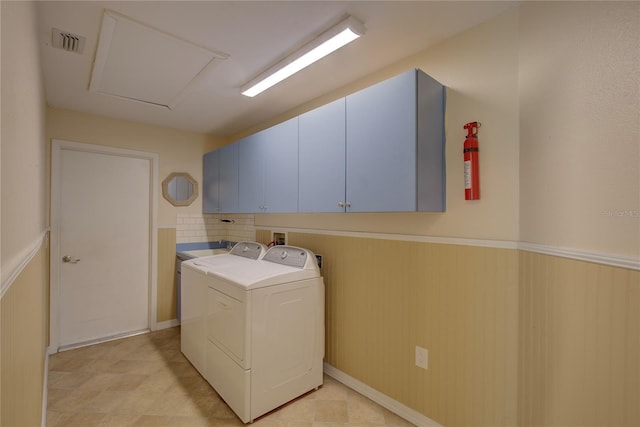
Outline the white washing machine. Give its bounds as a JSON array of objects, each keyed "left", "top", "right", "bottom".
[
  {"left": 181, "top": 241, "right": 267, "bottom": 376},
  {"left": 203, "top": 245, "right": 324, "bottom": 423}
]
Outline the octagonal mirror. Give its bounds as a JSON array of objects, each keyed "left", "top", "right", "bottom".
[{"left": 162, "top": 172, "right": 198, "bottom": 206}]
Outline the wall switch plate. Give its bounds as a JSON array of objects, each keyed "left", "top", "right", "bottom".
[{"left": 415, "top": 346, "right": 428, "bottom": 369}]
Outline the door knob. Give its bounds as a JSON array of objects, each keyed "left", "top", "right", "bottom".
[{"left": 62, "top": 255, "right": 80, "bottom": 264}]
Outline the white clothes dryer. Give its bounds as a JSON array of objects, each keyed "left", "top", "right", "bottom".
[
  {"left": 181, "top": 241, "right": 267, "bottom": 376},
  {"left": 203, "top": 245, "right": 324, "bottom": 423}
]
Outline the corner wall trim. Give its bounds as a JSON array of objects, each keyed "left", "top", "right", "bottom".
[
  {"left": 1, "top": 229, "right": 49, "bottom": 300},
  {"left": 323, "top": 363, "right": 443, "bottom": 427}
]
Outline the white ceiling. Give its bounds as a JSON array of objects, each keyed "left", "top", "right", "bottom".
[{"left": 37, "top": 1, "right": 515, "bottom": 137}]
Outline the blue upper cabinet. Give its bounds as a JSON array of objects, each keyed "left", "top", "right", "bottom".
[
  {"left": 238, "top": 117, "right": 299, "bottom": 213},
  {"left": 346, "top": 69, "right": 445, "bottom": 212},
  {"left": 204, "top": 69, "right": 444, "bottom": 214},
  {"left": 237, "top": 132, "right": 263, "bottom": 213},
  {"left": 203, "top": 143, "right": 239, "bottom": 213},
  {"left": 218, "top": 143, "right": 239, "bottom": 213},
  {"left": 298, "top": 98, "right": 346, "bottom": 212},
  {"left": 203, "top": 150, "right": 219, "bottom": 213}
]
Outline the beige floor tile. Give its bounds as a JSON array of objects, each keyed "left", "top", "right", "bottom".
[
  {"left": 275, "top": 398, "right": 317, "bottom": 422},
  {"left": 347, "top": 397, "right": 387, "bottom": 424},
  {"left": 106, "top": 359, "right": 164, "bottom": 375},
  {"left": 96, "top": 413, "right": 141, "bottom": 427},
  {"left": 314, "top": 379, "right": 349, "bottom": 401},
  {"left": 167, "top": 415, "right": 213, "bottom": 427},
  {"left": 131, "top": 414, "right": 172, "bottom": 426},
  {"left": 315, "top": 400, "right": 348, "bottom": 423},
  {"left": 110, "top": 390, "right": 160, "bottom": 415},
  {"left": 46, "top": 327, "right": 415, "bottom": 427},
  {"left": 51, "top": 370, "right": 95, "bottom": 389},
  {"left": 83, "top": 390, "right": 131, "bottom": 413},
  {"left": 52, "top": 412, "right": 107, "bottom": 427},
  {"left": 48, "top": 388, "right": 103, "bottom": 412}
]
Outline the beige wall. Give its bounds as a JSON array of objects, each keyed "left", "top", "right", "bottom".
[
  {"left": 46, "top": 108, "right": 225, "bottom": 227},
  {"left": 519, "top": 1, "right": 640, "bottom": 258},
  {"left": 252, "top": 3, "right": 639, "bottom": 427},
  {"left": 1, "top": 2, "right": 637, "bottom": 426},
  {"left": 1, "top": 0, "right": 48, "bottom": 284},
  {"left": 247, "top": 8, "right": 521, "bottom": 242},
  {"left": 0, "top": 1, "right": 49, "bottom": 425}
]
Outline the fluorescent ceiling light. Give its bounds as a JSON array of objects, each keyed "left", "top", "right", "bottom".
[{"left": 241, "top": 16, "right": 365, "bottom": 97}]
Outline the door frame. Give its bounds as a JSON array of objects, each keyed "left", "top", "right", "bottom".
[{"left": 49, "top": 139, "right": 159, "bottom": 353}]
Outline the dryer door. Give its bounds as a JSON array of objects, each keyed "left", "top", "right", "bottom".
[{"left": 207, "top": 287, "right": 246, "bottom": 365}]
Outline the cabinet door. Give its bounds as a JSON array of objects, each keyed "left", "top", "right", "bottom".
[
  {"left": 238, "top": 118, "right": 299, "bottom": 213},
  {"left": 238, "top": 133, "right": 265, "bottom": 213},
  {"left": 299, "top": 99, "right": 346, "bottom": 212},
  {"left": 262, "top": 117, "right": 299, "bottom": 213},
  {"left": 346, "top": 70, "right": 417, "bottom": 212},
  {"left": 218, "top": 143, "right": 239, "bottom": 213},
  {"left": 203, "top": 150, "right": 219, "bottom": 213}
]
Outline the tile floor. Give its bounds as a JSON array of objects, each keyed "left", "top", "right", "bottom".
[{"left": 47, "top": 327, "right": 415, "bottom": 427}]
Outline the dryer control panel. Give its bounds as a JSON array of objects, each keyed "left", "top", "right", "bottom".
[{"left": 263, "top": 245, "right": 317, "bottom": 270}]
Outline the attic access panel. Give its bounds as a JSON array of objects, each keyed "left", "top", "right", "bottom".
[{"left": 89, "top": 10, "right": 228, "bottom": 109}]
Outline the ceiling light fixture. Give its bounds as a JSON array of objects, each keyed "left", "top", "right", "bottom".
[{"left": 241, "top": 15, "right": 366, "bottom": 97}]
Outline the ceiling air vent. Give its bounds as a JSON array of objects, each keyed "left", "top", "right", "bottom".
[{"left": 52, "top": 28, "right": 85, "bottom": 54}]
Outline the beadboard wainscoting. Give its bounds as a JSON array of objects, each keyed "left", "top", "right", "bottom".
[
  {"left": 256, "top": 229, "right": 639, "bottom": 427},
  {"left": 256, "top": 230, "right": 519, "bottom": 426},
  {"left": 1, "top": 236, "right": 49, "bottom": 426},
  {"left": 518, "top": 251, "right": 640, "bottom": 427},
  {"left": 157, "top": 228, "right": 178, "bottom": 325},
  {"left": 156, "top": 215, "right": 257, "bottom": 325}
]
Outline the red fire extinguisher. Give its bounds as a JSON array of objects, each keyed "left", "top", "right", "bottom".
[{"left": 463, "top": 122, "right": 480, "bottom": 200}]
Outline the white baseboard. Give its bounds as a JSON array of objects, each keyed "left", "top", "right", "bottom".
[
  {"left": 41, "top": 347, "right": 50, "bottom": 427},
  {"left": 154, "top": 318, "right": 180, "bottom": 330},
  {"left": 323, "top": 363, "right": 442, "bottom": 427}
]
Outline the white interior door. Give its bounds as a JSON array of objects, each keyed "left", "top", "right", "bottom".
[{"left": 51, "top": 141, "right": 157, "bottom": 350}]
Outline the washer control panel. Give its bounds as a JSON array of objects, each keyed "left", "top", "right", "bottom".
[
  {"left": 263, "top": 245, "right": 315, "bottom": 270},
  {"left": 229, "top": 241, "right": 267, "bottom": 260}
]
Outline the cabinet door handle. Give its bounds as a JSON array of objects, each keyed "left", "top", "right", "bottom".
[
  {"left": 338, "top": 202, "right": 345, "bottom": 208},
  {"left": 345, "top": 202, "right": 351, "bottom": 208}
]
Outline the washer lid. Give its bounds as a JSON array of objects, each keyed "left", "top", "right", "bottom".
[
  {"left": 205, "top": 246, "right": 321, "bottom": 290},
  {"left": 206, "top": 261, "right": 320, "bottom": 289}
]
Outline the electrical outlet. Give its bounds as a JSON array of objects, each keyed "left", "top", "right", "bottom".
[{"left": 415, "top": 346, "right": 428, "bottom": 369}]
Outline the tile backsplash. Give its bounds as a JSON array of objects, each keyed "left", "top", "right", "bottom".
[{"left": 176, "top": 213, "right": 256, "bottom": 244}]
